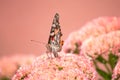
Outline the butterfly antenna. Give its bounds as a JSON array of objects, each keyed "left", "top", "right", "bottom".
[{"left": 31, "top": 40, "right": 46, "bottom": 45}]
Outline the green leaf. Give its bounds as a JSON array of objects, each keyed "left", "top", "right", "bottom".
[
  {"left": 108, "top": 51, "right": 119, "bottom": 70},
  {"left": 58, "top": 66, "right": 63, "bottom": 71},
  {"left": 96, "top": 55, "right": 107, "bottom": 64},
  {"left": 0, "top": 77, "right": 10, "bottom": 80},
  {"left": 56, "top": 65, "right": 63, "bottom": 71},
  {"left": 73, "top": 43, "right": 80, "bottom": 54},
  {"left": 96, "top": 68, "right": 111, "bottom": 80}
]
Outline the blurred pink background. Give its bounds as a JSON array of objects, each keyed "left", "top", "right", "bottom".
[{"left": 0, "top": 0, "right": 120, "bottom": 56}]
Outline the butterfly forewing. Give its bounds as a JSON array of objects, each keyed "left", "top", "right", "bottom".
[{"left": 46, "top": 13, "right": 63, "bottom": 58}]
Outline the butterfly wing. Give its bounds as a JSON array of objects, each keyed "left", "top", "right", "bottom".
[{"left": 46, "top": 13, "right": 63, "bottom": 57}]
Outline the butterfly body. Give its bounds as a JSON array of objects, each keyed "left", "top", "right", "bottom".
[{"left": 46, "top": 13, "right": 63, "bottom": 58}]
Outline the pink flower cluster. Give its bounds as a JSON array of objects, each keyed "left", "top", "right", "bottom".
[
  {"left": 62, "top": 17, "right": 120, "bottom": 53},
  {"left": 0, "top": 54, "right": 35, "bottom": 78},
  {"left": 12, "top": 17, "right": 120, "bottom": 80},
  {"left": 62, "top": 17, "right": 120, "bottom": 79},
  {"left": 12, "top": 53, "right": 97, "bottom": 80},
  {"left": 112, "top": 59, "right": 120, "bottom": 80},
  {"left": 81, "top": 31, "right": 120, "bottom": 58}
]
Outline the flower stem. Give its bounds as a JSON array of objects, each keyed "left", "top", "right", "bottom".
[{"left": 104, "top": 63, "right": 111, "bottom": 74}]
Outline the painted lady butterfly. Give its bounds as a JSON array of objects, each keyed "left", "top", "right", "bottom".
[{"left": 46, "top": 13, "right": 64, "bottom": 58}]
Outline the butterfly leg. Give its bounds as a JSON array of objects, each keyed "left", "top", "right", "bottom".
[
  {"left": 53, "top": 51, "right": 58, "bottom": 57},
  {"left": 46, "top": 44, "right": 53, "bottom": 58},
  {"left": 50, "top": 52, "right": 53, "bottom": 58}
]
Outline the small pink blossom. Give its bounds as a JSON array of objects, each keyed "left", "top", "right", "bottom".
[
  {"left": 12, "top": 53, "right": 97, "bottom": 80},
  {"left": 112, "top": 59, "right": 120, "bottom": 80},
  {"left": 81, "top": 31, "right": 120, "bottom": 59}
]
